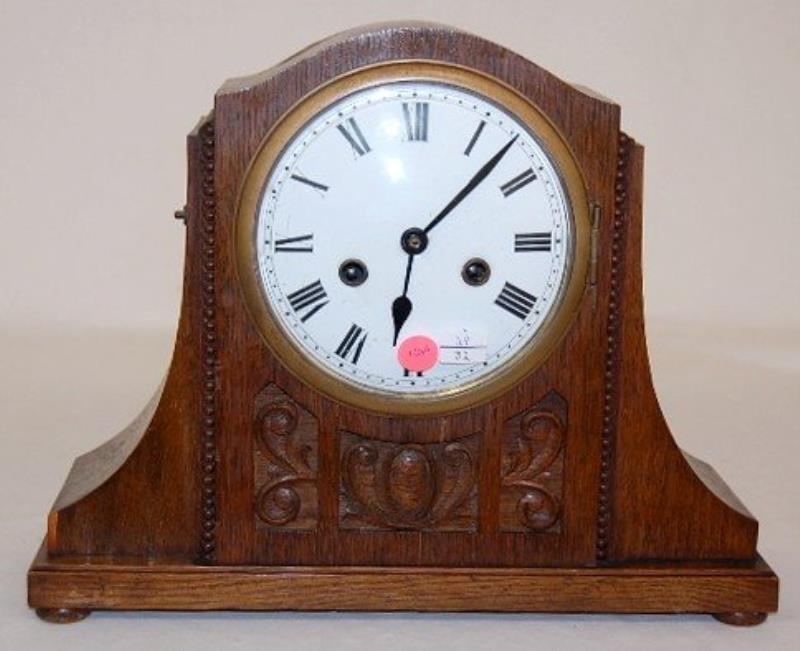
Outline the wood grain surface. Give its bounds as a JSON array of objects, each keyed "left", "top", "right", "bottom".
[{"left": 28, "top": 543, "right": 778, "bottom": 617}]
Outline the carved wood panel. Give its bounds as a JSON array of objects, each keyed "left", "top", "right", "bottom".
[
  {"left": 339, "top": 431, "right": 479, "bottom": 531},
  {"left": 253, "top": 384, "right": 318, "bottom": 530},
  {"left": 500, "top": 391, "right": 566, "bottom": 533}
]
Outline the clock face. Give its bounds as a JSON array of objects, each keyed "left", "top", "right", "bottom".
[{"left": 252, "top": 78, "right": 576, "bottom": 396}]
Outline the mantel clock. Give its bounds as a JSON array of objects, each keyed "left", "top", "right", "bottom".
[{"left": 27, "top": 22, "right": 779, "bottom": 625}]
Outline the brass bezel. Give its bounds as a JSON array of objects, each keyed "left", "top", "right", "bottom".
[{"left": 235, "top": 61, "right": 590, "bottom": 416}]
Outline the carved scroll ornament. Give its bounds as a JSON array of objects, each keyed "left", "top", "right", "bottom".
[
  {"left": 253, "top": 384, "right": 318, "bottom": 530},
  {"left": 500, "top": 392, "right": 566, "bottom": 532},
  {"left": 339, "top": 431, "right": 479, "bottom": 531}
]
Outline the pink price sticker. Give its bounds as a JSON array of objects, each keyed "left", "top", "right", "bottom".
[{"left": 397, "top": 335, "right": 439, "bottom": 373}]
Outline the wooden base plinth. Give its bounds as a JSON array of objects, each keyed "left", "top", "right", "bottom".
[{"left": 28, "top": 543, "right": 777, "bottom": 624}]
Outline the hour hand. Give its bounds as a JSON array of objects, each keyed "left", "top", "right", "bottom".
[
  {"left": 391, "top": 253, "right": 415, "bottom": 345},
  {"left": 392, "top": 295, "right": 412, "bottom": 346}
]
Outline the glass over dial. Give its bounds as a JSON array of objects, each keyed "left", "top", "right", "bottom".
[{"left": 254, "top": 79, "right": 575, "bottom": 395}]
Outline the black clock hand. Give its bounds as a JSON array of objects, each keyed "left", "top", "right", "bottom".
[
  {"left": 391, "top": 135, "right": 518, "bottom": 347},
  {"left": 422, "top": 134, "right": 518, "bottom": 234},
  {"left": 391, "top": 253, "right": 414, "bottom": 346}
]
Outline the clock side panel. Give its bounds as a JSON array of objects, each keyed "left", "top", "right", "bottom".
[
  {"left": 604, "top": 139, "right": 759, "bottom": 561},
  {"left": 210, "top": 24, "right": 621, "bottom": 566},
  {"left": 45, "top": 118, "right": 212, "bottom": 559}
]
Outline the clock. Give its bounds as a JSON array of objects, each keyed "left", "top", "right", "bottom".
[
  {"left": 235, "top": 63, "right": 589, "bottom": 413},
  {"left": 28, "top": 22, "right": 778, "bottom": 626}
]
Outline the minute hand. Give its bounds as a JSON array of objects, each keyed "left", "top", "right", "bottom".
[{"left": 422, "top": 134, "right": 518, "bottom": 234}]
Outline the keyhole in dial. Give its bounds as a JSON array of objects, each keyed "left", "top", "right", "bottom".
[
  {"left": 339, "top": 259, "right": 369, "bottom": 287},
  {"left": 461, "top": 258, "right": 491, "bottom": 286}
]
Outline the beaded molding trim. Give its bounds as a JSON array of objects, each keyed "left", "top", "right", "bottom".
[
  {"left": 596, "top": 132, "right": 630, "bottom": 561},
  {"left": 199, "top": 119, "right": 218, "bottom": 563}
]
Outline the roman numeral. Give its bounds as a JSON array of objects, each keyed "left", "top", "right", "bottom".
[
  {"left": 335, "top": 324, "right": 367, "bottom": 364},
  {"left": 495, "top": 282, "right": 537, "bottom": 320},
  {"left": 337, "top": 117, "right": 371, "bottom": 156},
  {"left": 290, "top": 173, "right": 329, "bottom": 192},
  {"left": 286, "top": 280, "right": 328, "bottom": 322},
  {"left": 274, "top": 234, "right": 313, "bottom": 253},
  {"left": 402, "top": 102, "right": 429, "bottom": 141},
  {"left": 500, "top": 168, "right": 537, "bottom": 197},
  {"left": 463, "top": 120, "right": 486, "bottom": 156},
  {"left": 514, "top": 232, "right": 552, "bottom": 252}
]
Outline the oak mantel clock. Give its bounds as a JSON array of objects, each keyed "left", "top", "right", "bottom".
[{"left": 28, "top": 22, "right": 779, "bottom": 625}]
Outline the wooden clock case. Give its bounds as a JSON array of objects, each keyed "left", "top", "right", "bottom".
[{"left": 28, "top": 22, "right": 778, "bottom": 625}]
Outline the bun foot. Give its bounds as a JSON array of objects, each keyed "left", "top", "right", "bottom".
[
  {"left": 712, "top": 612, "right": 768, "bottom": 626},
  {"left": 35, "top": 607, "right": 91, "bottom": 624}
]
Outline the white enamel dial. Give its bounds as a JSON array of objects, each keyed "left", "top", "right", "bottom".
[{"left": 254, "top": 80, "right": 574, "bottom": 395}]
